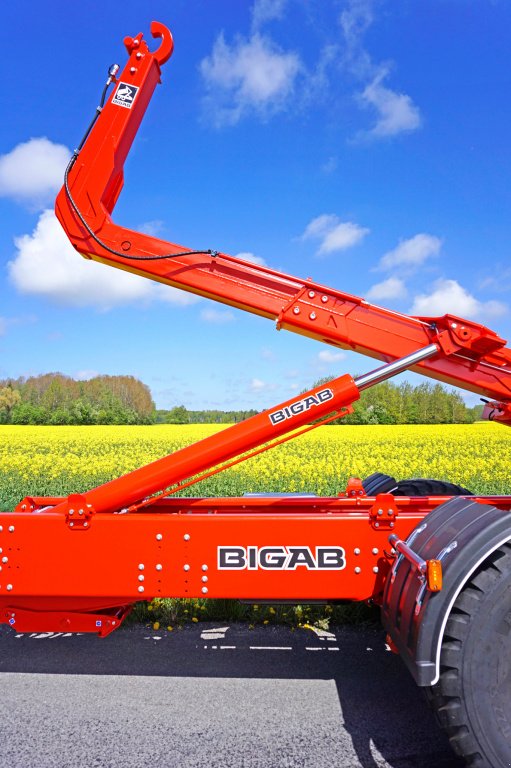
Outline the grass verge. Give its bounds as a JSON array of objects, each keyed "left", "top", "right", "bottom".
[{"left": 129, "top": 598, "right": 379, "bottom": 631}]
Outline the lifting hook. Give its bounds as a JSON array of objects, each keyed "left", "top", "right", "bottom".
[{"left": 123, "top": 21, "right": 174, "bottom": 67}]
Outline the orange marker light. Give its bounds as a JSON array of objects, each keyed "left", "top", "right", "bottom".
[{"left": 426, "top": 559, "right": 443, "bottom": 592}]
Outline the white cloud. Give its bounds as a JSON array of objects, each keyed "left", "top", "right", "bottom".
[
  {"left": 235, "top": 251, "right": 267, "bottom": 266},
  {"left": 139, "top": 220, "right": 164, "bottom": 237},
  {"left": 366, "top": 277, "right": 407, "bottom": 301},
  {"left": 250, "top": 377, "right": 268, "bottom": 391},
  {"left": 360, "top": 68, "right": 421, "bottom": 138},
  {"left": 252, "top": 0, "right": 287, "bottom": 30},
  {"left": 200, "top": 32, "right": 301, "bottom": 125},
  {"left": 75, "top": 369, "right": 100, "bottom": 381},
  {"left": 200, "top": 308, "right": 235, "bottom": 324},
  {"left": 411, "top": 279, "right": 507, "bottom": 320},
  {"left": 8, "top": 210, "right": 198, "bottom": 311},
  {"left": 317, "top": 349, "right": 346, "bottom": 363},
  {"left": 379, "top": 234, "right": 442, "bottom": 271},
  {"left": 301, "top": 213, "right": 369, "bottom": 256},
  {"left": 340, "top": 2, "right": 421, "bottom": 139},
  {"left": 0, "top": 137, "right": 70, "bottom": 208}
]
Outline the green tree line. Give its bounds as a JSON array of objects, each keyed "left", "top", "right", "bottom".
[
  {"left": 0, "top": 373, "right": 481, "bottom": 426},
  {"left": 0, "top": 374, "right": 154, "bottom": 425},
  {"left": 311, "top": 378, "right": 481, "bottom": 425}
]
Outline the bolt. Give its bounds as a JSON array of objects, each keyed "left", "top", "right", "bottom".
[
  {"left": 2, "top": 557, "right": 7, "bottom": 564},
  {"left": 136, "top": 52, "right": 142, "bottom": 59},
  {"left": 354, "top": 567, "right": 361, "bottom": 574},
  {"left": 354, "top": 548, "right": 361, "bottom": 555},
  {"left": 308, "top": 291, "right": 315, "bottom": 298},
  {"left": 309, "top": 312, "right": 316, "bottom": 320},
  {"left": 388, "top": 510, "right": 394, "bottom": 516},
  {"left": 451, "top": 322, "right": 457, "bottom": 329},
  {"left": 133, "top": 38, "right": 140, "bottom": 47},
  {"left": 7, "top": 584, "right": 13, "bottom": 591},
  {"left": 390, "top": 522, "right": 395, "bottom": 528},
  {"left": 0, "top": 548, "right": 2, "bottom": 554},
  {"left": 21, "top": 504, "right": 26, "bottom": 511},
  {"left": 321, "top": 295, "right": 328, "bottom": 303},
  {"left": 112, "top": 621, "right": 116, "bottom": 626},
  {"left": 377, "top": 509, "right": 383, "bottom": 516},
  {"left": 78, "top": 509, "right": 84, "bottom": 516},
  {"left": 202, "top": 576, "right": 208, "bottom": 583},
  {"left": 130, "top": 67, "right": 137, "bottom": 74},
  {"left": 184, "top": 564, "right": 190, "bottom": 572},
  {"left": 69, "top": 522, "right": 74, "bottom": 528},
  {"left": 201, "top": 564, "right": 208, "bottom": 571},
  {"left": 138, "top": 564, "right": 145, "bottom": 571},
  {"left": 184, "top": 534, "right": 190, "bottom": 541},
  {"left": 69, "top": 509, "right": 74, "bottom": 515},
  {"left": 0, "top": 526, "right": 2, "bottom": 532},
  {"left": 374, "top": 522, "right": 380, "bottom": 528},
  {"left": 373, "top": 567, "right": 379, "bottom": 574},
  {"left": 156, "top": 564, "right": 163, "bottom": 571},
  {"left": 372, "top": 548, "right": 378, "bottom": 555},
  {"left": 156, "top": 534, "right": 163, "bottom": 541},
  {"left": 391, "top": 548, "right": 396, "bottom": 555},
  {"left": 202, "top": 587, "right": 208, "bottom": 594},
  {"left": 138, "top": 575, "right": 144, "bottom": 582},
  {"left": 83, "top": 522, "right": 88, "bottom": 529},
  {"left": 293, "top": 307, "right": 300, "bottom": 315},
  {"left": 138, "top": 586, "right": 144, "bottom": 593}
]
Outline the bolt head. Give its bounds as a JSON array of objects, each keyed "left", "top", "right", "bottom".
[
  {"left": 202, "top": 576, "right": 208, "bottom": 583},
  {"left": 377, "top": 509, "right": 383, "bottom": 516},
  {"left": 78, "top": 509, "right": 84, "bottom": 516},
  {"left": 6, "top": 584, "right": 13, "bottom": 591},
  {"left": 83, "top": 522, "right": 88, "bottom": 529},
  {"left": 156, "top": 534, "right": 163, "bottom": 541},
  {"left": 202, "top": 587, "right": 208, "bottom": 594},
  {"left": 309, "top": 312, "right": 316, "bottom": 320},
  {"left": 184, "top": 564, "right": 190, "bottom": 572},
  {"left": 321, "top": 295, "right": 328, "bottom": 303},
  {"left": 201, "top": 564, "right": 208, "bottom": 572},
  {"left": 69, "top": 522, "right": 74, "bottom": 528},
  {"left": 138, "top": 586, "right": 144, "bottom": 593},
  {"left": 156, "top": 564, "right": 163, "bottom": 571},
  {"left": 138, "top": 564, "right": 145, "bottom": 571},
  {"left": 354, "top": 548, "right": 361, "bottom": 555},
  {"left": 354, "top": 567, "right": 361, "bottom": 574},
  {"left": 184, "top": 534, "right": 190, "bottom": 541},
  {"left": 21, "top": 504, "right": 26, "bottom": 511},
  {"left": 8, "top": 526, "right": 14, "bottom": 533},
  {"left": 138, "top": 575, "right": 144, "bottom": 582},
  {"left": 293, "top": 306, "right": 300, "bottom": 315},
  {"left": 372, "top": 548, "right": 378, "bottom": 555},
  {"left": 136, "top": 52, "right": 142, "bottom": 59},
  {"left": 308, "top": 291, "right": 315, "bottom": 298},
  {"left": 373, "top": 566, "right": 379, "bottom": 574},
  {"left": 0, "top": 526, "right": 3, "bottom": 532},
  {"left": 389, "top": 522, "right": 395, "bottom": 528},
  {"left": 374, "top": 522, "right": 380, "bottom": 528},
  {"left": 2, "top": 557, "right": 8, "bottom": 563}
]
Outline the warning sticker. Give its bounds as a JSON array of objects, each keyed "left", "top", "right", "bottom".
[{"left": 112, "top": 82, "right": 139, "bottom": 109}]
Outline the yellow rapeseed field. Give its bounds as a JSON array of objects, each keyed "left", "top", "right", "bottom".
[{"left": 1, "top": 422, "right": 511, "bottom": 511}]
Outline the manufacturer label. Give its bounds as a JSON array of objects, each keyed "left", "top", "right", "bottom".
[
  {"left": 112, "top": 82, "right": 139, "bottom": 109},
  {"left": 218, "top": 545, "right": 346, "bottom": 570},
  {"left": 269, "top": 388, "right": 334, "bottom": 425}
]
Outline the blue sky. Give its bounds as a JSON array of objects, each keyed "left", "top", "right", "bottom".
[{"left": 1, "top": 0, "right": 510, "bottom": 410}]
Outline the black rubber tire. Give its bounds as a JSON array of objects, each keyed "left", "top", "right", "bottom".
[
  {"left": 362, "top": 473, "right": 473, "bottom": 497},
  {"left": 426, "top": 544, "right": 511, "bottom": 767}
]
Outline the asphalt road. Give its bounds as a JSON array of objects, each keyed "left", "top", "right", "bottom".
[{"left": 0, "top": 623, "right": 461, "bottom": 768}]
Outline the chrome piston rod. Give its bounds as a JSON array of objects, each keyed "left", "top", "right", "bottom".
[{"left": 355, "top": 344, "right": 439, "bottom": 391}]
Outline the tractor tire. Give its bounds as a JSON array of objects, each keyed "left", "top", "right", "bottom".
[
  {"left": 426, "top": 544, "right": 511, "bottom": 767},
  {"left": 362, "top": 472, "right": 473, "bottom": 497}
]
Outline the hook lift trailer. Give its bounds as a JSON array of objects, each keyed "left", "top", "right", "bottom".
[{"left": 2, "top": 22, "right": 511, "bottom": 767}]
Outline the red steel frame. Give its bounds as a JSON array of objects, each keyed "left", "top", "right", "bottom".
[{"left": 2, "top": 22, "right": 511, "bottom": 635}]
